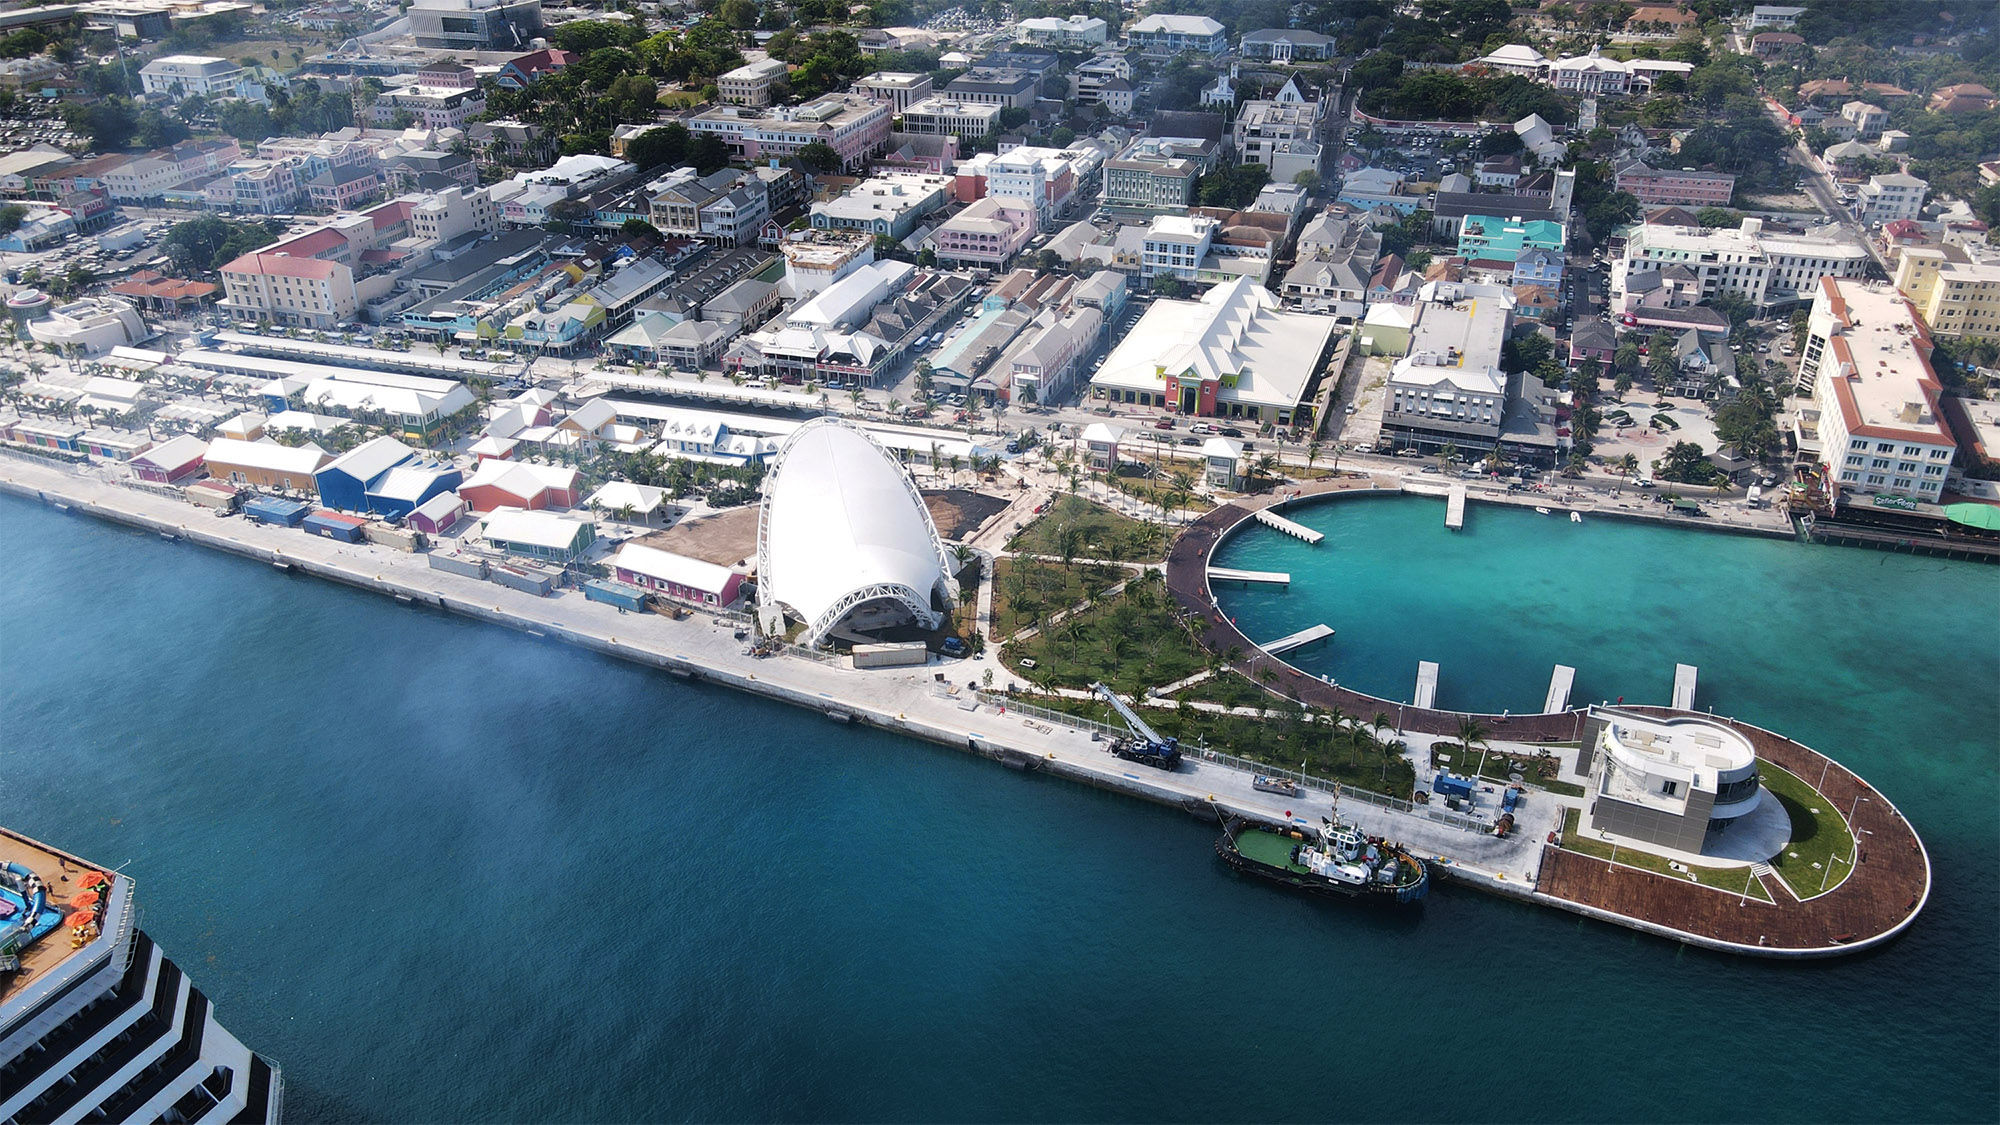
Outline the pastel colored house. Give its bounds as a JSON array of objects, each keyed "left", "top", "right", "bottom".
[
  {"left": 408, "top": 490, "right": 468, "bottom": 536},
  {"left": 481, "top": 509, "right": 596, "bottom": 563},
  {"left": 611, "top": 542, "right": 745, "bottom": 607},
  {"left": 313, "top": 436, "right": 415, "bottom": 512},
  {"left": 202, "top": 437, "right": 329, "bottom": 491},
  {"left": 131, "top": 435, "right": 208, "bottom": 483},
  {"left": 458, "top": 459, "right": 583, "bottom": 512},
  {"left": 365, "top": 462, "right": 463, "bottom": 518}
]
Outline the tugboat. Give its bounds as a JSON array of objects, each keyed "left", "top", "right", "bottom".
[{"left": 1215, "top": 795, "right": 1429, "bottom": 903}]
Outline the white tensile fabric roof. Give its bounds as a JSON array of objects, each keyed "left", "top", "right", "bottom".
[{"left": 758, "top": 418, "right": 951, "bottom": 645}]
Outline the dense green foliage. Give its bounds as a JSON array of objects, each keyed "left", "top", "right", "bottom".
[{"left": 162, "top": 216, "right": 282, "bottom": 275}]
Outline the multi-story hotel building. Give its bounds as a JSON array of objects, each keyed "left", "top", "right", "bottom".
[
  {"left": 1614, "top": 160, "right": 1737, "bottom": 207},
  {"left": 853, "top": 71, "right": 932, "bottom": 114},
  {"left": 1614, "top": 218, "right": 1870, "bottom": 311},
  {"left": 896, "top": 96, "right": 1003, "bottom": 139},
  {"left": 1127, "top": 13, "right": 1227, "bottom": 57},
  {"left": 689, "top": 94, "right": 890, "bottom": 171},
  {"left": 1799, "top": 277, "right": 1956, "bottom": 503},
  {"left": 717, "top": 57, "right": 788, "bottom": 107},
  {"left": 1894, "top": 248, "right": 2000, "bottom": 340}
]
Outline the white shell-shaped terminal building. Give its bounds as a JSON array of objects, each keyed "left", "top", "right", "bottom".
[{"left": 756, "top": 418, "right": 955, "bottom": 646}]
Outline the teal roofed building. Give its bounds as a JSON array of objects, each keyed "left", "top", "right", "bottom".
[{"left": 1457, "top": 216, "right": 1567, "bottom": 264}]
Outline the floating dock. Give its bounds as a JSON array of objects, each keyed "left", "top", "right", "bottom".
[
  {"left": 1673, "top": 664, "right": 1697, "bottom": 710},
  {"left": 1254, "top": 508, "right": 1324, "bottom": 544},
  {"left": 1544, "top": 665, "right": 1575, "bottom": 714},
  {"left": 1445, "top": 484, "right": 1467, "bottom": 530},
  {"left": 1208, "top": 566, "right": 1290, "bottom": 586},
  {"left": 1262, "top": 623, "right": 1335, "bottom": 655},
  {"left": 1414, "top": 661, "right": 1439, "bottom": 709}
]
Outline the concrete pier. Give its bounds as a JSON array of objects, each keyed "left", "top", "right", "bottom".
[
  {"left": 1544, "top": 665, "right": 1575, "bottom": 714},
  {"left": 1445, "top": 484, "right": 1466, "bottom": 530},
  {"left": 1673, "top": 663, "right": 1697, "bottom": 710},
  {"left": 1253, "top": 508, "right": 1324, "bottom": 544},
  {"left": 1414, "top": 661, "right": 1439, "bottom": 709},
  {"left": 1262, "top": 623, "right": 1334, "bottom": 655},
  {"left": 1207, "top": 566, "right": 1290, "bottom": 586}
]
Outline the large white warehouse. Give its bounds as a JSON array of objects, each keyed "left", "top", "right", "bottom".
[{"left": 756, "top": 417, "right": 955, "bottom": 646}]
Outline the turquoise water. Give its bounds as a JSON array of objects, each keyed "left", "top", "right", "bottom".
[{"left": 2, "top": 493, "right": 1997, "bottom": 1122}]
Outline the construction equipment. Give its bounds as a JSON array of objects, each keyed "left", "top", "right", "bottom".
[{"left": 1091, "top": 682, "right": 1182, "bottom": 770}]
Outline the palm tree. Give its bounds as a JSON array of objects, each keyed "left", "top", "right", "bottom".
[
  {"left": 1457, "top": 716, "right": 1490, "bottom": 780},
  {"left": 1307, "top": 438, "right": 1322, "bottom": 472},
  {"left": 1618, "top": 453, "right": 1639, "bottom": 476}
]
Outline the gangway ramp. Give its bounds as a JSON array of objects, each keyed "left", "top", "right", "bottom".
[
  {"left": 1208, "top": 566, "right": 1290, "bottom": 586},
  {"left": 1544, "top": 665, "right": 1575, "bottom": 714},
  {"left": 1414, "top": 661, "right": 1439, "bottom": 709},
  {"left": 1673, "top": 664, "right": 1697, "bottom": 710},
  {"left": 1254, "top": 508, "right": 1324, "bottom": 544},
  {"left": 1262, "top": 624, "right": 1334, "bottom": 655},
  {"left": 1446, "top": 484, "right": 1467, "bottom": 530}
]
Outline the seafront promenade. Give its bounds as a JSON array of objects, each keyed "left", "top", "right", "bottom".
[
  {"left": 0, "top": 455, "right": 1543, "bottom": 884},
  {"left": 1166, "top": 474, "right": 1933, "bottom": 955},
  {"left": 0, "top": 455, "right": 1931, "bottom": 958}
]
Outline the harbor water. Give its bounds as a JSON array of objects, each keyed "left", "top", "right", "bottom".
[{"left": 3, "top": 493, "right": 1996, "bottom": 1122}]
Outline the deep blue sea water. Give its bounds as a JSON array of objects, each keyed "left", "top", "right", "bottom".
[{"left": 3, "top": 492, "right": 1997, "bottom": 1123}]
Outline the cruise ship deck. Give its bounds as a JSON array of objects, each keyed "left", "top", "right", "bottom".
[{"left": 0, "top": 826, "right": 283, "bottom": 1124}]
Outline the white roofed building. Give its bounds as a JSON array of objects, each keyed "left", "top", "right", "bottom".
[
  {"left": 756, "top": 418, "right": 955, "bottom": 646},
  {"left": 1800, "top": 278, "right": 1955, "bottom": 504},
  {"left": 1089, "top": 277, "right": 1337, "bottom": 428},
  {"left": 1127, "top": 14, "right": 1227, "bottom": 58},
  {"left": 1381, "top": 282, "right": 1514, "bottom": 454}
]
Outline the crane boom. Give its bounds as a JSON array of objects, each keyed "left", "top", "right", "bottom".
[{"left": 1091, "top": 682, "right": 1170, "bottom": 749}]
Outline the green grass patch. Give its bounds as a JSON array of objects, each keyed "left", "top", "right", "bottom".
[
  {"left": 1757, "top": 763, "right": 1857, "bottom": 899},
  {"left": 1170, "top": 669, "right": 1283, "bottom": 710},
  {"left": 1018, "top": 692, "right": 1417, "bottom": 795},
  {"left": 1006, "top": 494, "right": 1165, "bottom": 562},
  {"left": 1559, "top": 809, "right": 1774, "bottom": 902},
  {"left": 990, "top": 557, "right": 1134, "bottom": 638},
  {"left": 999, "top": 573, "right": 1208, "bottom": 697}
]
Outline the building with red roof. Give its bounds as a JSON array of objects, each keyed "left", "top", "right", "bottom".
[
  {"left": 497, "top": 48, "right": 575, "bottom": 89},
  {"left": 1800, "top": 277, "right": 1955, "bottom": 504}
]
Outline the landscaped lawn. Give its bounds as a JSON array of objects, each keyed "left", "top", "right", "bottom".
[
  {"left": 1558, "top": 809, "right": 1773, "bottom": 902},
  {"left": 999, "top": 572, "right": 1208, "bottom": 697},
  {"left": 1016, "top": 691, "right": 1417, "bottom": 795},
  {"left": 1006, "top": 494, "right": 1164, "bottom": 562},
  {"left": 1171, "top": 670, "right": 1283, "bottom": 711},
  {"left": 1758, "top": 763, "right": 1857, "bottom": 898},
  {"left": 989, "top": 557, "right": 1134, "bottom": 638}
]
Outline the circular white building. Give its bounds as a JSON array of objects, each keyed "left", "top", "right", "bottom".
[
  {"left": 756, "top": 418, "right": 955, "bottom": 646},
  {"left": 1586, "top": 708, "right": 1764, "bottom": 853},
  {"left": 26, "top": 296, "right": 147, "bottom": 356}
]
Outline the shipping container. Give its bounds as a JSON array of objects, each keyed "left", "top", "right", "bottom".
[
  {"left": 1433, "top": 772, "right": 1475, "bottom": 800},
  {"left": 583, "top": 578, "right": 651, "bottom": 612},
  {"left": 242, "top": 496, "right": 312, "bottom": 526},
  {"left": 850, "top": 641, "right": 930, "bottom": 669},
  {"left": 488, "top": 562, "right": 558, "bottom": 596},
  {"left": 303, "top": 511, "right": 367, "bottom": 542},
  {"left": 364, "top": 522, "right": 423, "bottom": 551},
  {"left": 427, "top": 551, "right": 487, "bottom": 579},
  {"left": 185, "top": 481, "right": 239, "bottom": 510}
]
